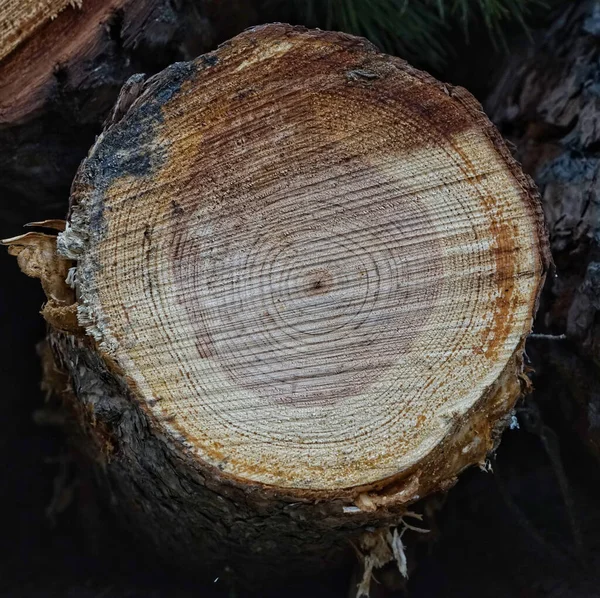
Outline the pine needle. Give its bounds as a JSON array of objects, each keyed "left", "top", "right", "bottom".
[{"left": 265, "top": 0, "right": 566, "bottom": 70}]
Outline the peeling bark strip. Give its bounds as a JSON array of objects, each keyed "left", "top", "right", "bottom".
[{"left": 6, "top": 24, "right": 548, "bottom": 585}]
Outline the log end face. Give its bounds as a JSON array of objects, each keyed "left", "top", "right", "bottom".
[{"left": 51, "top": 24, "right": 547, "bottom": 498}]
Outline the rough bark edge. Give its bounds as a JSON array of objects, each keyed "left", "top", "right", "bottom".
[
  {"left": 47, "top": 330, "right": 388, "bottom": 580},
  {"left": 56, "top": 23, "right": 550, "bottom": 509}
]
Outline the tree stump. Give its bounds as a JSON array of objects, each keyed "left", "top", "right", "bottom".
[{"left": 4, "top": 23, "right": 549, "bottom": 588}]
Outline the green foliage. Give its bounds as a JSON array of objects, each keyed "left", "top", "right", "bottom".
[{"left": 269, "top": 0, "right": 559, "bottom": 70}]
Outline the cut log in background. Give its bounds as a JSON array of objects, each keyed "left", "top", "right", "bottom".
[
  {"left": 0, "top": 0, "right": 257, "bottom": 233},
  {"left": 4, "top": 22, "right": 549, "bottom": 589}
]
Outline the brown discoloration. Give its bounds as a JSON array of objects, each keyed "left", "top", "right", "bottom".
[
  {"left": 448, "top": 147, "right": 520, "bottom": 363},
  {"left": 42, "top": 302, "right": 80, "bottom": 334},
  {"left": 355, "top": 348, "right": 524, "bottom": 508},
  {"left": 305, "top": 269, "right": 333, "bottom": 296},
  {"left": 164, "top": 24, "right": 480, "bottom": 163},
  {"left": 47, "top": 327, "right": 524, "bottom": 544},
  {"left": 451, "top": 85, "right": 551, "bottom": 270}
]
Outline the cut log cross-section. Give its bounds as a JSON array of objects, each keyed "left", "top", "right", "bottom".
[{"left": 5, "top": 24, "right": 549, "bottom": 584}]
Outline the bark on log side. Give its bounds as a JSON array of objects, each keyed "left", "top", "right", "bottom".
[
  {"left": 487, "top": 0, "right": 600, "bottom": 460},
  {"left": 5, "top": 24, "right": 549, "bottom": 589},
  {"left": 0, "top": 0, "right": 258, "bottom": 234}
]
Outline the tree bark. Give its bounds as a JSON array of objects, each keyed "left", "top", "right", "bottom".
[
  {"left": 4, "top": 23, "right": 549, "bottom": 589},
  {"left": 486, "top": 0, "right": 600, "bottom": 461}
]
